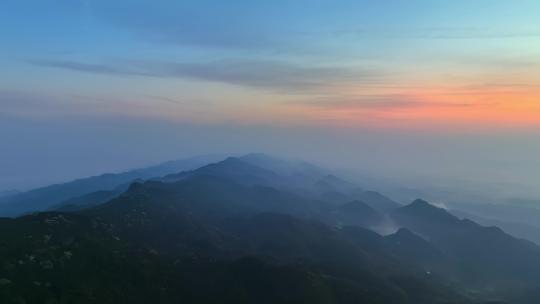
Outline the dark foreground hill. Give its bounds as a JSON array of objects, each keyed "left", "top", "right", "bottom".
[{"left": 0, "top": 202, "right": 469, "bottom": 303}]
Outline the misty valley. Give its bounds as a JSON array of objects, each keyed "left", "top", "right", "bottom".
[{"left": 0, "top": 154, "right": 539, "bottom": 303}]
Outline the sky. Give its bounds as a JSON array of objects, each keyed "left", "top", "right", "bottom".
[{"left": 1, "top": 0, "right": 540, "bottom": 198}]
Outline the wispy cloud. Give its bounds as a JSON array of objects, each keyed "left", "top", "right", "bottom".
[
  {"left": 292, "top": 94, "right": 493, "bottom": 110},
  {"left": 0, "top": 90, "right": 211, "bottom": 121},
  {"left": 30, "top": 58, "right": 379, "bottom": 93},
  {"left": 28, "top": 60, "right": 148, "bottom": 76},
  {"left": 332, "top": 27, "right": 540, "bottom": 40}
]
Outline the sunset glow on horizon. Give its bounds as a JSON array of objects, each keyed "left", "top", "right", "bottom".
[
  {"left": 2, "top": 0, "right": 540, "bottom": 130},
  {"left": 3, "top": 0, "right": 540, "bottom": 193}
]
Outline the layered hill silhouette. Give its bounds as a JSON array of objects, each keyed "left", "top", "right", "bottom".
[
  {"left": 392, "top": 199, "right": 540, "bottom": 288},
  {"left": 0, "top": 154, "right": 539, "bottom": 303},
  {"left": 0, "top": 154, "right": 227, "bottom": 217}
]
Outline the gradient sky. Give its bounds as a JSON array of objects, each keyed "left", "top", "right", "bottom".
[{"left": 1, "top": 1, "right": 540, "bottom": 196}]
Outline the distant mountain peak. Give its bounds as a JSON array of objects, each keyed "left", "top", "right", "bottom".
[
  {"left": 239, "top": 153, "right": 286, "bottom": 166},
  {"left": 161, "top": 155, "right": 284, "bottom": 188},
  {"left": 241, "top": 152, "right": 274, "bottom": 160},
  {"left": 200, "top": 157, "right": 274, "bottom": 173},
  {"left": 219, "top": 156, "right": 248, "bottom": 165},
  {"left": 410, "top": 199, "right": 431, "bottom": 207},
  {"left": 395, "top": 198, "right": 458, "bottom": 223}
]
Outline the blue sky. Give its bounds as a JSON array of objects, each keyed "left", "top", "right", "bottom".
[
  {"left": 3, "top": 0, "right": 540, "bottom": 123},
  {"left": 1, "top": 1, "right": 540, "bottom": 194}
]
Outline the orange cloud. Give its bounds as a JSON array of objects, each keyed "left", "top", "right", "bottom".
[{"left": 285, "top": 83, "right": 540, "bottom": 129}]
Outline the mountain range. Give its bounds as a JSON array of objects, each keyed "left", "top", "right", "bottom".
[
  {"left": 0, "top": 153, "right": 539, "bottom": 303},
  {"left": 0, "top": 154, "right": 227, "bottom": 217}
]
